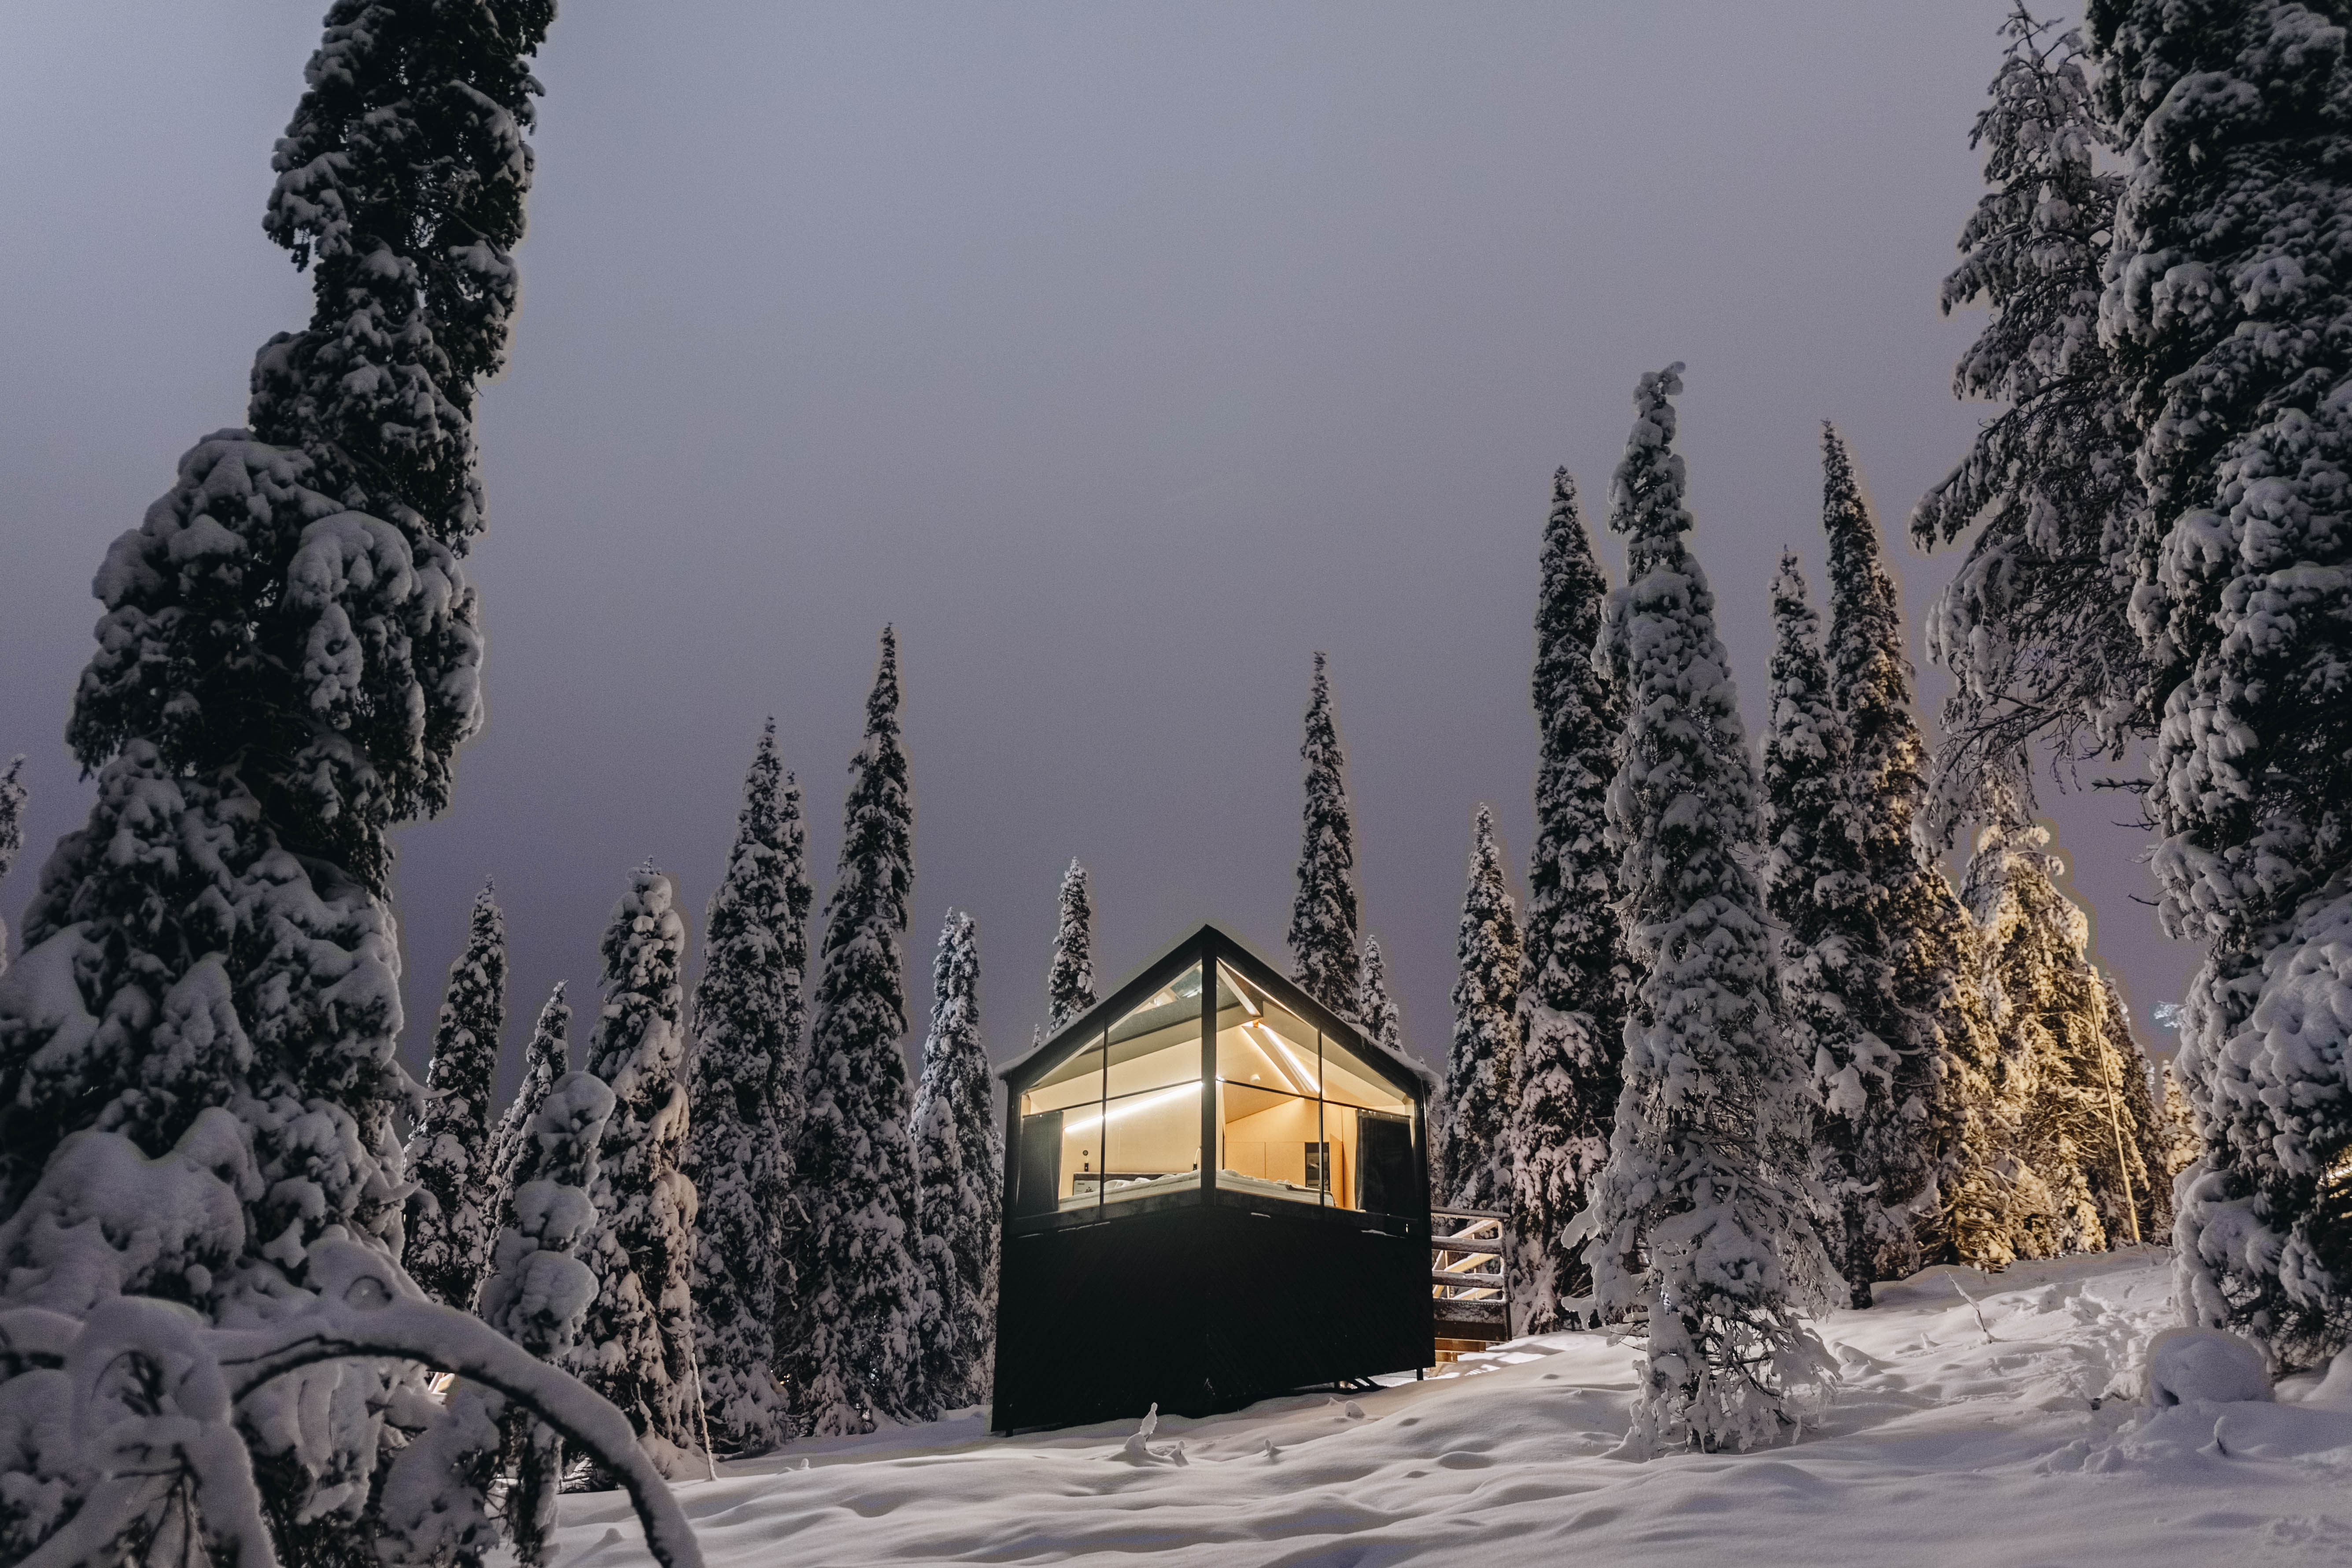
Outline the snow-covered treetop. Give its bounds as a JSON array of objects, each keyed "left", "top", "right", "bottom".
[
  {"left": 403, "top": 877, "right": 509, "bottom": 1308},
  {"left": 1525, "top": 466, "right": 1625, "bottom": 1022},
  {"left": 1763, "top": 550, "right": 1851, "bottom": 871},
  {"left": 1908, "top": 7, "right": 2149, "bottom": 830},
  {"left": 1820, "top": 426, "right": 1911, "bottom": 728},
  {"left": 0, "top": 755, "right": 21, "bottom": 973},
  {"left": 812, "top": 627, "right": 915, "bottom": 1052},
  {"left": 1289, "top": 651, "right": 1363, "bottom": 1020},
  {"left": 1601, "top": 362, "right": 1768, "bottom": 909},
  {"left": 1358, "top": 935, "right": 1403, "bottom": 1058},
  {"left": 490, "top": 980, "right": 572, "bottom": 1201},
  {"left": 257, "top": 0, "right": 557, "bottom": 549},
  {"left": 1046, "top": 858, "right": 1096, "bottom": 1033},
  {"left": 588, "top": 863, "right": 688, "bottom": 1090},
  {"left": 0, "top": 756, "right": 23, "bottom": 886},
  {"left": 1608, "top": 363, "right": 1693, "bottom": 576},
  {"left": 1933, "top": 6, "right": 2112, "bottom": 414},
  {"left": 928, "top": 908, "right": 981, "bottom": 1048},
  {"left": 1452, "top": 808, "right": 1523, "bottom": 1043},
  {"left": 695, "top": 719, "right": 810, "bottom": 1071}
]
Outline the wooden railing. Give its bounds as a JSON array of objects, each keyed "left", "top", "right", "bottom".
[{"left": 1430, "top": 1208, "right": 1509, "bottom": 1349}]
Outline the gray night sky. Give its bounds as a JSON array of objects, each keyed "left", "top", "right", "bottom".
[{"left": 0, "top": 2, "right": 2199, "bottom": 1100}]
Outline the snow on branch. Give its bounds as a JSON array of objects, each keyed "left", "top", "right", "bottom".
[{"left": 18, "top": 1238, "right": 702, "bottom": 1568}]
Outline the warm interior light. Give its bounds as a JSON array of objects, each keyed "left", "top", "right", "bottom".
[
  {"left": 1227, "top": 977, "right": 1261, "bottom": 1016},
  {"left": 1260, "top": 1023, "right": 1321, "bottom": 1094},
  {"left": 1061, "top": 1079, "right": 1200, "bottom": 1136},
  {"left": 1241, "top": 1024, "right": 1304, "bottom": 1094}
]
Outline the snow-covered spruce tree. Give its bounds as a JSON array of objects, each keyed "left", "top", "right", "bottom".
[
  {"left": 1288, "top": 651, "right": 1363, "bottom": 1020},
  {"left": 1761, "top": 551, "right": 1907, "bottom": 1308},
  {"left": 1585, "top": 364, "right": 1833, "bottom": 1454},
  {"left": 1358, "top": 935, "right": 1404, "bottom": 1060},
  {"left": 1881, "top": 829, "right": 2010, "bottom": 1273},
  {"left": 1511, "top": 468, "right": 1631, "bottom": 1328},
  {"left": 0, "top": 756, "right": 22, "bottom": 975},
  {"left": 577, "top": 864, "right": 701, "bottom": 1474},
  {"left": 1963, "top": 781, "right": 2143, "bottom": 1258},
  {"left": 1046, "top": 857, "right": 1097, "bottom": 1032},
  {"left": 381, "top": 1063, "right": 617, "bottom": 1568},
  {"left": 1912, "top": 7, "right": 2150, "bottom": 824},
  {"left": 759, "top": 767, "right": 816, "bottom": 1417},
  {"left": 404, "top": 881, "right": 510, "bottom": 1311},
  {"left": 1819, "top": 424, "right": 1994, "bottom": 1273},
  {"left": 2088, "top": 0, "right": 2352, "bottom": 1369},
  {"left": 486, "top": 981, "right": 573, "bottom": 1228},
  {"left": 0, "top": 1150, "right": 702, "bottom": 1568},
  {"left": 0, "top": 7, "right": 590, "bottom": 1563},
  {"left": 683, "top": 722, "right": 812, "bottom": 1456},
  {"left": 912, "top": 909, "right": 1003, "bottom": 1415},
  {"left": 786, "top": 627, "right": 926, "bottom": 1433},
  {"left": 2156, "top": 1059, "right": 2201, "bottom": 1191},
  {"left": 1442, "top": 806, "right": 1523, "bottom": 1213},
  {"left": 2097, "top": 974, "right": 2170, "bottom": 1243},
  {"left": 475, "top": 1068, "right": 617, "bottom": 1568}
]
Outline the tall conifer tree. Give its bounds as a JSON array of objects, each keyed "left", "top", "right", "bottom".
[
  {"left": 405, "top": 881, "right": 510, "bottom": 1311},
  {"left": 0, "top": 6, "right": 565, "bottom": 1556},
  {"left": 477, "top": 1068, "right": 615, "bottom": 1568},
  {"left": 1819, "top": 425, "right": 1990, "bottom": 1273},
  {"left": 760, "top": 767, "right": 816, "bottom": 1412},
  {"left": 1762, "top": 552, "right": 1903, "bottom": 1307},
  {"left": 1585, "top": 365, "right": 1832, "bottom": 1454},
  {"left": 685, "top": 722, "right": 810, "bottom": 1454},
  {"left": 2156, "top": 1060, "right": 2200, "bottom": 1193},
  {"left": 1357, "top": 936, "right": 1404, "bottom": 1061},
  {"left": 913, "top": 910, "right": 1002, "bottom": 1415},
  {"left": 577, "top": 865, "right": 700, "bottom": 1472},
  {"left": 1514, "top": 467, "right": 1631, "bottom": 1328},
  {"left": 0, "top": 756, "right": 22, "bottom": 978},
  {"left": 385, "top": 1062, "right": 619, "bottom": 1568},
  {"left": 1443, "top": 807, "right": 1522, "bottom": 1212},
  {"left": 1288, "top": 652, "right": 1363, "bottom": 1020},
  {"left": 787, "top": 628, "right": 925, "bottom": 1433},
  {"left": 1913, "top": 7, "right": 2149, "bottom": 819},
  {"left": 2097, "top": 974, "right": 2170, "bottom": 1243},
  {"left": 2089, "top": 0, "right": 2352, "bottom": 1368},
  {"left": 1046, "top": 858, "right": 1097, "bottom": 1032},
  {"left": 1965, "top": 787, "right": 2149, "bottom": 1258}
]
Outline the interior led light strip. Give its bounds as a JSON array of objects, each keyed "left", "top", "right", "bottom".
[
  {"left": 1255, "top": 1021, "right": 1321, "bottom": 1095},
  {"left": 1061, "top": 1079, "right": 1200, "bottom": 1136},
  {"left": 1225, "top": 973, "right": 1263, "bottom": 1016}
]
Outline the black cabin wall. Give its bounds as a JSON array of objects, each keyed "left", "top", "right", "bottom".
[{"left": 991, "top": 1198, "right": 1432, "bottom": 1432}]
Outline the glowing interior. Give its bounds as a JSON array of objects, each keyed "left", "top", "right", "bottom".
[{"left": 1016, "top": 959, "right": 1415, "bottom": 1217}]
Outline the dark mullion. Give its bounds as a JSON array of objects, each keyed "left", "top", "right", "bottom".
[
  {"left": 1316, "top": 1029, "right": 1328, "bottom": 1207},
  {"left": 1198, "top": 932, "right": 1217, "bottom": 1200}
]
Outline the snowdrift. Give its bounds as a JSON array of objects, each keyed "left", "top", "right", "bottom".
[{"left": 546, "top": 1250, "right": 2352, "bottom": 1567}]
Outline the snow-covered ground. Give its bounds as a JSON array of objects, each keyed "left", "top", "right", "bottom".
[{"left": 553, "top": 1250, "right": 2352, "bottom": 1567}]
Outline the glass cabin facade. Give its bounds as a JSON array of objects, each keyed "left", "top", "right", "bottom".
[{"left": 991, "top": 925, "right": 1433, "bottom": 1432}]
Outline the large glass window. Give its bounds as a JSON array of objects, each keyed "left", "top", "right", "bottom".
[
  {"left": 1015, "top": 964, "right": 1203, "bottom": 1214},
  {"left": 1211, "top": 963, "right": 1417, "bottom": 1215},
  {"left": 1014, "top": 955, "right": 1418, "bottom": 1222},
  {"left": 1015, "top": 1033, "right": 1105, "bottom": 1216},
  {"left": 1098, "top": 963, "right": 1203, "bottom": 1206}
]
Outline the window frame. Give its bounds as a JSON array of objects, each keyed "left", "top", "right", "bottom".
[{"left": 999, "top": 925, "right": 1428, "bottom": 1239}]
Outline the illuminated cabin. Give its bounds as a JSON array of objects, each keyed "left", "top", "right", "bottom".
[{"left": 990, "top": 923, "right": 1434, "bottom": 1433}]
